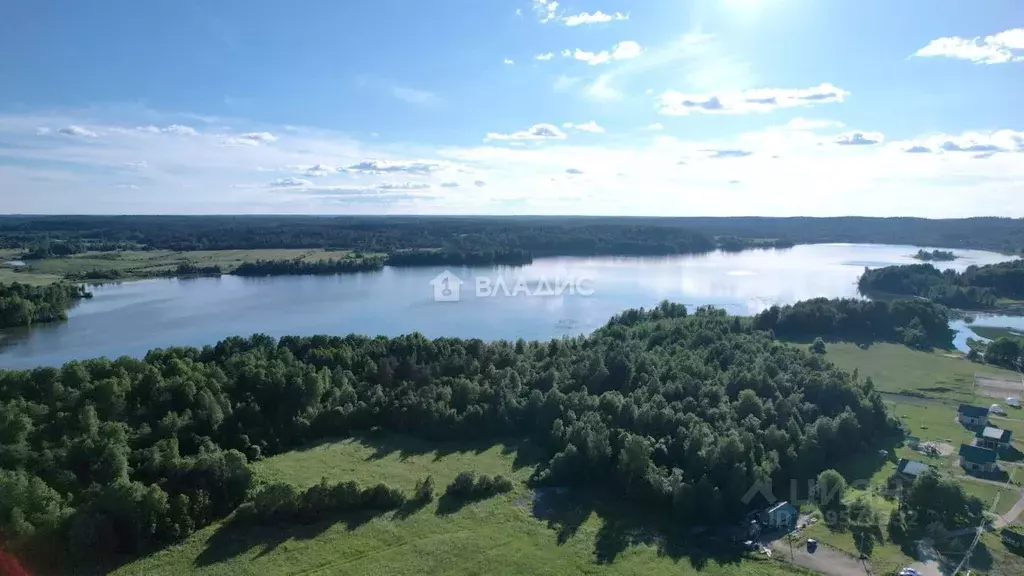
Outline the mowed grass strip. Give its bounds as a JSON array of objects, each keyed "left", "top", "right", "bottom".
[{"left": 112, "top": 433, "right": 811, "bottom": 576}]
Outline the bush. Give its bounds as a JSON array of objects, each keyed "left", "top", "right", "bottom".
[
  {"left": 414, "top": 476, "right": 435, "bottom": 502},
  {"left": 810, "top": 337, "right": 827, "bottom": 354},
  {"left": 447, "top": 472, "right": 476, "bottom": 498},
  {"left": 445, "top": 472, "right": 514, "bottom": 501}
]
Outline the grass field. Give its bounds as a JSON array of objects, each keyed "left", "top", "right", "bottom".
[
  {"left": 971, "top": 326, "right": 1024, "bottom": 342},
  {"left": 0, "top": 248, "right": 364, "bottom": 284},
  {"left": 112, "top": 432, "right": 809, "bottom": 576},
  {"left": 821, "top": 342, "right": 1022, "bottom": 404}
]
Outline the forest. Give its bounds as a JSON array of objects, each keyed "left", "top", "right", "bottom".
[
  {"left": 857, "top": 260, "right": 1024, "bottom": 309},
  {"left": 0, "top": 282, "right": 92, "bottom": 329},
  {"left": 753, "top": 297, "right": 954, "bottom": 349},
  {"left": 912, "top": 249, "right": 956, "bottom": 262},
  {"left": 233, "top": 256, "right": 387, "bottom": 277},
  {"left": 3, "top": 215, "right": 1024, "bottom": 255},
  {"left": 0, "top": 298, "right": 903, "bottom": 572}
]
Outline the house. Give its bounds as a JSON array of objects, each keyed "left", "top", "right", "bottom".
[
  {"left": 1001, "top": 528, "right": 1024, "bottom": 548},
  {"left": 958, "top": 404, "right": 990, "bottom": 427},
  {"left": 975, "top": 426, "right": 1013, "bottom": 451},
  {"left": 761, "top": 501, "right": 798, "bottom": 531},
  {"left": 896, "top": 458, "right": 929, "bottom": 481},
  {"left": 959, "top": 444, "right": 998, "bottom": 473}
]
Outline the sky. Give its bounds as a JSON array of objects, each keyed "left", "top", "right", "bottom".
[{"left": 0, "top": 0, "right": 1022, "bottom": 216}]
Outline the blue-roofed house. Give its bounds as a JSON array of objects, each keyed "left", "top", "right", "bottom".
[
  {"left": 896, "top": 458, "right": 930, "bottom": 482},
  {"left": 976, "top": 426, "right": 1013, "bottom": 451},
  {"left": 958, "top": 404, "right": 990, "bottom": 427},
  {"left": 959, "top": 444, "right": 998, "bottom": 474}
]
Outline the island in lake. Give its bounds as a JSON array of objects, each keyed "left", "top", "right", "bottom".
[{"left": 913, "top": 249, "right": 957, "bottom": 261}]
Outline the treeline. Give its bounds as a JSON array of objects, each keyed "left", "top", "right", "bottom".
[
  {"left": 174, "top": 262, "right": 222, "bottom": 276},
  {"left": 241, "top": 478, "right": 408, "bottom": 525},
  {"left": 232, "top": 256, "right": 386, "bottom": 277},
  {"left": 0, "top": 281, "right": 92, "bottom": 329},
  {"left": 754, "top": 297, "right": 954, "bottom": 349},
  {"left": 716, "top": 236, "right": 795, "bottom": 252},
  {"left": 386, "top": 248, "right": 533, "bottom": 267},
  {"left": 980, "top": 338, "right": 1023, "bottom": 370},
  {"left": 3, "top": 215, "right": 1022, "bottom": 254},
  {"left": 858, "top": 259, "right": 1024, "bottom": 309},
  {"left": 0, "top": 302, "right": 899, "bottom": 571},
  {"left": 912, "top": 249, "right": 956, "bottom": 262},
  {"left": 19, "top": 239, "right": 143, "bottom": 259}
]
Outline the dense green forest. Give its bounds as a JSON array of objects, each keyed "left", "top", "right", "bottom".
[
  {"left": 0, "top": 282, "right": 91, "bottom": 329},
  {"left": 3, "top": 215, "right": 1024, "bottom": 255},
  {"left": 912, "top": 249, "right": 956, "bottom": 261},
  {"left": 753, "top": 297, "right": 954, "bottom": 349},
  {"left": 0, "top": 299, "right": 901, "bottom": 572},
  {"left": 858, "top": 260, "right": 1024, "bottom": 309},
  {"left": 385, "top": 248, "right": 533, "bottom": 266},
  {"left": 233, "top": 256, "right": 387, "bottom": 277}
]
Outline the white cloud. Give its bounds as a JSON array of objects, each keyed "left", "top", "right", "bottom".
[
  {"left": 562, "top": 120, "right": 605, "bottom": 134},
  {"left": 378, "top": 182, "right": 432, "bottom": 190},
  {"left": 532, "top": 0, "right": 559, "bottom": 23},
  {"left": 913, "top": 28, "right": 1024, "bottom": 64},
  {"left": 125, "top": 160, "right": 148, "bottom": 170},
  {"left": 57, "top": 125, "right": 98, "bottom": 138},
  {"left": 570, "top": 41, "right": 642, "bottom": 66},
  {"left": 611, "top": 41, "right": 642, "bottom": 60},
  {"left": 504, "top": 58, "right": 515, "bottom": 65},
  {"left": 164, "top": 124, "right": 199, "bottom": 136},
  {"left": 302, "top": 164, "right": 337, "bottom": 177},
  {"left": 5, "top": 109, "right": 1024, "bottom": 217},
  {"left": 474, "top": 180, "right": 487, "bottom": 187},
  {"left": 484, "top": 123, "right": 568, "bottom": 142},
  {"left": 535, "top": 52, "right": 554, "bottom": 61},
  {"left": 269, "top": 177, "right": 314, "bottom": 188},
  {"left": 897, "top": 130, "right": 1024, "bottom": 156},
  {"left": 658, "top": 83, "right": 848, "bottom": 116},
  {"left": 644, "top": 123, "right": 665, "bottom": 131},
  {"left": 224, "top": 132, "right": 277, "bottom": 146},
  {"left": 35, "top": 127, "right": 51, "bottom": 135},
  {"left": 834, "top": 131, "right": 884, "bottom": 146},
  {"left": 344, "top": 160, "right": 447, "bottom": 175},
  {"left": 563, "top": 11, "right": 628, "bottom": 27}
]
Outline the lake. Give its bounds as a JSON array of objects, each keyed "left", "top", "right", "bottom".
[{"left": 1, "top": 243, "right": 1020, "bottom": 369}]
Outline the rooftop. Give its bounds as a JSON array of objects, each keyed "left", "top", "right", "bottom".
[
  {"left": 978, "top": 426, "right": 1013, "bottom": 442},
  {"left": 959, "top": 443, "right": 998, "bottom": 464},
  {"left": 958, "top": 404, "right": 990, "bottom": 418},
  {"left": 898, "top": 459, "right": 929, "bottom": 477}
]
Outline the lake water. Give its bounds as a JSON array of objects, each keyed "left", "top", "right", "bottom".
[{"left": 1, "top": 243, "right": 1020, "bottom": 369}]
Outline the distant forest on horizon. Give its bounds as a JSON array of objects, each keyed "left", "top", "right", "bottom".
[{"left": 1, "top": 214, "right": 1023, "bottom": 255}]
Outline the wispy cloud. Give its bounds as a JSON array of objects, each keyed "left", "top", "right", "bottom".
[
  {"left": 563, "top": 11, "right": 628, "bottom": 26},
  {"left": 658, "top": 83, "right": 848, "bottom": 116},
  {"left": 562, "top": 121, "right": 605, "bottom": 134},
  {"left": 834, "top": 132, "right": 884, "bottom": 146},
  {"left": 913, "top": 28, "right": 1024, "bottom": 64},
  {"left": 57, "top": 125, "right": 98, "bottom": 138},
  {"left": 568, "top": 41, "right": 642, "bottom": 65},
  {"left": 504, "top": 58, "right": 515, "bottom": 65},
  {"left": 535, "top": 52, "right": 554, "bottom": 61},
  {"left": 484, "top": 123, "right": 568, "bottom": 142}
]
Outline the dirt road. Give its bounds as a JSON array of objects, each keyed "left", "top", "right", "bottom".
[{"left": 771, "top": 540, "right": 871, "bottom": 576}]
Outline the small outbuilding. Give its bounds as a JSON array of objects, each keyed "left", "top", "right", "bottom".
[
  {"left": 958, "top": 404, "right": 990, "bottom": 427},
  {"left": 959, "top": 444, "right": 998, "bottom": 474}
]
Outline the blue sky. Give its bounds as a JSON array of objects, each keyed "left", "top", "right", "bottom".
[{"left": 0, "top": 0, "right": 1022, "bottom": 215}]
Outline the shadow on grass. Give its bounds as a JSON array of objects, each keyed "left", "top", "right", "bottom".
[
  {"left": 1000, "top": 446, "right": 1024, "bottom": 463},
  {"left": 529, "top": 487, "right": 745, "bottom": 569},
  {"left": 193, "top": 507, "right": 396, "bottom": 568}
]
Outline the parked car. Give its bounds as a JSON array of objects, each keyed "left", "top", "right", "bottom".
[
  {"left": 806, "top": 538, "right": 817, "bottom": 553},
  {"left": 990, "top": 404, "right": 1007, "bottom": 416},
  {"left": 898, "top": 568, "right": 921, "bottom": 576},
  {"left": 1007, "top": 397, "right": 1021, "bottom": 409}
]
